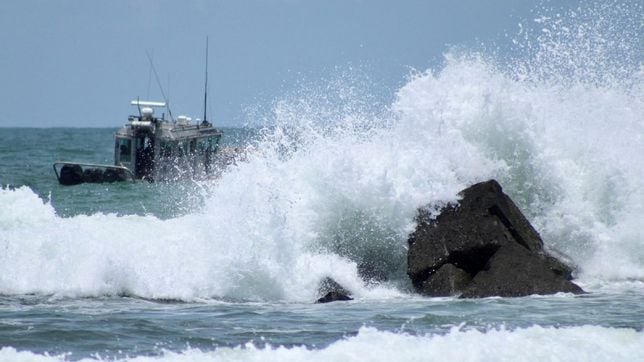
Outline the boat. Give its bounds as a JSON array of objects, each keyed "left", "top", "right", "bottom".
[
  {"left": 54, "top": 39, "right": 230, "bottom": 185},
  {"left": 53, "top": 100, "right": 224, "bottom": 185}
]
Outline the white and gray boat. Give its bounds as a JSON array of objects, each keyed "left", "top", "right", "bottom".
[{"left": 54, "top": 100, "right": 223, "bottom": 185}]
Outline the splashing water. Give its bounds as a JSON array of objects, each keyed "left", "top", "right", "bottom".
[{"left": 1, "top": 3, "right": 642, "bottom": 301}]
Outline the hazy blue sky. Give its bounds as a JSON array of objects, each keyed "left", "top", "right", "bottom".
[{"left": 0, "top": 0, "right": 583, "bottom": 127}]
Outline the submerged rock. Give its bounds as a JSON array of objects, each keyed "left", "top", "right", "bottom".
[
  {"left": 316, "top": 291, "right": 353, "bottom": 303},
  {"left": 407, "top": 179, "right": 583, "bottom": 298},
  {"left": 315, "top": 277, "right": 353, "bottom": 303}
]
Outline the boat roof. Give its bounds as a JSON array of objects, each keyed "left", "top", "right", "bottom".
[{"left": 116, "top": 100, "right": 222, "bottom": 141}]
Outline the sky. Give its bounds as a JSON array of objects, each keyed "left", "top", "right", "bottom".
[{"left": 0, "top": 0, "right": 585, "bottom": 127}]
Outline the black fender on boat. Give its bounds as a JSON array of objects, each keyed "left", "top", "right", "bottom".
[
  {"left": 82, "top": 168, "right": 104, "bottom": 183},
  {"left": 54, "top": 162, "right": 135, "bottom": 185},
  {"left": 59, "top": 164, "right": 84, "bottom": 186}
]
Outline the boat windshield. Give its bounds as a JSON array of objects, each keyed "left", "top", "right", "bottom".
[{"left": 118, "top": 138, "right": 132, "bottom": 163}]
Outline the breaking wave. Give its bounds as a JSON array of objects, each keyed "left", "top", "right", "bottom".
[{"left": 0, "top": 2, "right": 642, "bottom": 300}]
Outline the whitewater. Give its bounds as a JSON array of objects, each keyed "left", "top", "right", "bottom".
[{"left": 1, "top": 2, "right": 643, "bottom": 361}]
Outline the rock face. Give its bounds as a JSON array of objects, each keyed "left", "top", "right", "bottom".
[
  {"left": 315, "top": 277, "right": 353, "bottom": 303},
  {"left": 420, "top": 263, "right": 472, "bottom": 297},
  {"left": 407, "top": 180, "right": 583, "bottom": 298}
]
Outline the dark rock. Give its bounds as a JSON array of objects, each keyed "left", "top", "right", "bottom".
[
  {"left": 316, "top": 291, "right": 353, "bottom": 303},
  {"left": 318, "top": 277, "right": 350, "bottom": 295},
  {"left": 460, "top": 242, "right": 583, "bottom": 297},
  {"left": 315, "top": 277, "right": 353, "bottom": 303},
  {"left": 421, "top": 263, "right": 472, "bottom": 296},
  {"left": 407, "top": 179, "right": 584, "bottom": 298}
]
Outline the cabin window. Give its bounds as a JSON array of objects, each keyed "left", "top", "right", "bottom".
[{"left": 118, "top": 139, "right": 132, "bottom": 162}]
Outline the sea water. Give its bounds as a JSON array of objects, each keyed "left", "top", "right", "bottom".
[{"left": 1, "top": 3, "right": 643, "bottom": 361}]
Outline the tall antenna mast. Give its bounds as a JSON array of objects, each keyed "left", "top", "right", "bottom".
[{"left": 203, "top": 36, "right": 209, "bottom": 123}]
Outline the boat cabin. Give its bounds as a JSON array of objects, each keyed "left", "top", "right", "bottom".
[
  {"left": 114, "top": 100, "right": 223, "bottom": 182},
  {"left": 54, "top": 100, "right": 223, "bottom": 185}
]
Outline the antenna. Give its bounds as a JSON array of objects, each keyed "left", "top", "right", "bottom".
[
  {"left": 203, "top": 36, "right": 209, "bottom": 123},
  {"left": 146, "top": 50, "right": 153, "bottom": 99},
  {"left": 145, "top": 50, "right": 174, "bottom": 122}
]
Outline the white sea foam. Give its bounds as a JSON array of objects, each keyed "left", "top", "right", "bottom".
[
  {"left": 0, "top": 3, "right": 642, "bottom": 300},
  {"left": 0, "top": 185, "right": 410, "bottom": 301},
  {"left": 1, "top": 325, "right": 642, "bottom": 362}
]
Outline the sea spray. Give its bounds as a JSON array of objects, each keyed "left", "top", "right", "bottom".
[
  {"left": 205, "top": 1, "right": 644, "bottom": 284},
  {"left": 1, "top": 2, "right": 642, "bottom": 302}
]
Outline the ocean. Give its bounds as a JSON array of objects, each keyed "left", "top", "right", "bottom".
[{"left": 1, "top": 3, "right": 643, "bottom": 361}]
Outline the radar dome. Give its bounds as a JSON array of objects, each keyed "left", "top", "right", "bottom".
[{"left": 141, "top": 107, "right": 154, "bottom": 119}]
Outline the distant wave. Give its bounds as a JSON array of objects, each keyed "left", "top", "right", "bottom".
[{"left": 1, "top": 325, "right": 642, "bottom": 362}]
